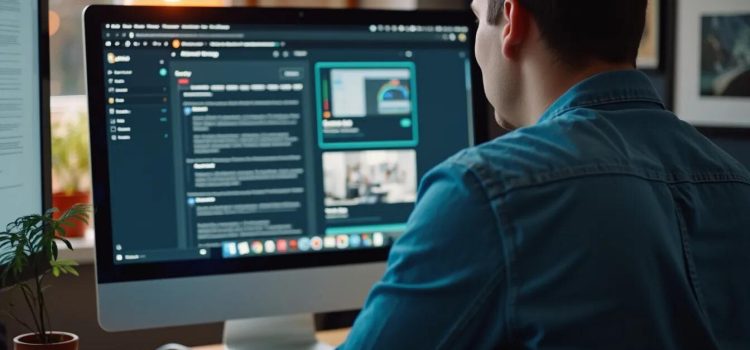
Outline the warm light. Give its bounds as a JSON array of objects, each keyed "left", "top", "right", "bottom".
[
  {"left": 257, "top": 0, "right": 349, "bottom": 8},
  {"left": 122, "top": 0, "right": 228, "bottom": 6},
  {"left": 49, "top": 10, "right": 60, "bottom": 36}
]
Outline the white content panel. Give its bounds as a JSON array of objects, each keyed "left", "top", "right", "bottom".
[{"left": 0, "top": 0, "right": 42, "bottom": 229}]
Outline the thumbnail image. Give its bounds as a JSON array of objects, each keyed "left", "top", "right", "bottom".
[
  {"left": 323, "top": 150, "right": 417, "bottom": 206},
  {"left": 368, "top": 77, "right": 412, "bottom": 115},
  {"left": 327, "top": 67, "right": 414, "bottom": 118},
  {"left": 701, "top": 14, "right": 750, "bottom": 97}
]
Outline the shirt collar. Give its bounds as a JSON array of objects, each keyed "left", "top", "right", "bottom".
[{"left": 537, "top": 70, "right": 666, "bottom": 125}]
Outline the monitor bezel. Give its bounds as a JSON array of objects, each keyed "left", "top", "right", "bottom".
[
  {"left": 84, "top": 5, "right": 488, "bottom": 284},
  {"left": 40, "top": 0, "right": 52, "bottom": 215}
]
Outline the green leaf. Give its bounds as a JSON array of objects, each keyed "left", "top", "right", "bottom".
[
  {"left": 59, "top": 238, "right": 73, "bottom": 251},
  {"left": 58, "top": 264, "right": 79, "bottom": 276},
  {"left": 49, "top": 259, "right": 80, "bottom": 278},
  {"left": 56, "top": 225, "right": 68, "bottom": 238},
  {"left": 51, "top": 242, "right": 59, "bottom": 261},
  {"left": 0, "top": 204, "right": 91, "bottom": 314},
  {"left": 54, "top": 259, "right": 79, "bottom": 267}
]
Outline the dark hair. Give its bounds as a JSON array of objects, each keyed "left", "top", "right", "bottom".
[{"left": 488, "top": 0, "right": 648, "bottom": 68}]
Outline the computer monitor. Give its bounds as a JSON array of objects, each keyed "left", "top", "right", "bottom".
[
  {"left": 84, "top": 5, "right": 485, "bottom": 348},
  {"left": 0, "top": 0, "right": 51, "bottom": 284}
]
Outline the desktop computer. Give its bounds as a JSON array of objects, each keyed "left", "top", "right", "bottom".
[{"left": 84, "top": 5, "right": 485, "bottom": 349}]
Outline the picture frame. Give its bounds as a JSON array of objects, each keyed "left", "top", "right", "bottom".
[{"left": 674, "top": 0, "right": 750, "bottom": 127}]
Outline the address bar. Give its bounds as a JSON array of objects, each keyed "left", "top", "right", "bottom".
[
  {"left": 134, "top": 32, "right": 245, "bottom": 39},
  {"left": 208, "top": 41, "right": 281, "bottom": 48}
]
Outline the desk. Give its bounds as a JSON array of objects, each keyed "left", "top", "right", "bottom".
[{"left": 193, "top": 328, "right": 350, "bottom": 349}]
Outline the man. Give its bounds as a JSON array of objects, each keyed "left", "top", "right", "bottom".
[{"left": 340, "top": 0, "right": 750, "bottom": 349}]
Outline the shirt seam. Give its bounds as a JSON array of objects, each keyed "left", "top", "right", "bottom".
[
  {"left": 435, "top": 164, "right": 509, "bottom": 349},
  {"left": 494, "top": 190, "right": 520, "bottom": 347},
  {"left": 471, "top": 159, "right": 517, "bottom": 347},
  {"left": 547, "top": 96, "right": 665, "bottom": 120},
  {"left": 669, "top": 186, "right": 723, "bottom": 346},
  {"left": 477, "top": 166, "right": 750, "bottom": 200},
  {"left": 669, "top": 187, "right": 709, "bottom": 314}
]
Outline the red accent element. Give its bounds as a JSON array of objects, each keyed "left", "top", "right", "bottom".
[
  {"left": 277, "top": 240, "right": 288, "bottom": 252},
  {"left": 324, "top": 100, "right": 330, "bottom": 111},
  {"left": 178, "top": 78, "right": 190, "bottom": 85},
  {"left": 52, "top": 192, "right": 91, "bottom": 238}
]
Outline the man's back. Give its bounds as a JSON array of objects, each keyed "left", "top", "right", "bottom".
[{"left": 342, "top": 71, "right": 750, "bottom": 349}]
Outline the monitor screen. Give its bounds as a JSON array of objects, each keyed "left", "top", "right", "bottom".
[
  {"left": 87, "top": 7, "right": 481, "bottom": 282},
  {"left": 0, "top": 0, "right": 47, "bottom": 231}
]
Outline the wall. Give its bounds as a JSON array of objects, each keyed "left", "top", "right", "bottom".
[
  {"left": 360, "top": 0, "right": 417, "bottom": 10},
  {"left": 416, "top": 0, "right": 464, "bottom": 9}
]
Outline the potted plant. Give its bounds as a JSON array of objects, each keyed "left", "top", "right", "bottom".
[
  {"left": 0, "top": 204, "right": 91, "bottom": 350},
  {"left": 50, "top": 109, "right": 91, "bottom": 238}
]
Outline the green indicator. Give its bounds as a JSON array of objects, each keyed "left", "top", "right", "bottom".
[
  {"left": 400, "top": 118, "right": 412, "bottom": 128},
  {"left": 159, "top": 68, "right": 168, "bottom": 77}
]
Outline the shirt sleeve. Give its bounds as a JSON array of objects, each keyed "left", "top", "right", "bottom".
[{"left": 338, "top": 160, "right": 509, "bottom": 350}]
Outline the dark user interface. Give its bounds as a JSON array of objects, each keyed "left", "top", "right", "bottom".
[{"left": 101, "top": 22, "right": 474, "bottom": 264}]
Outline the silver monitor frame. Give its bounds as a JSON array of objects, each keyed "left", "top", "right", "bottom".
[{"left": 96, "top": 263, "right": 384, "bottom": 332}]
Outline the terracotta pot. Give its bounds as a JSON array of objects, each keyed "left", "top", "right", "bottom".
[
  {"left": 13, "top": 332, "right": 79, "bottom": 350},
  {"left": 51, "top": 192, "right": 91, "bottom": 238}
]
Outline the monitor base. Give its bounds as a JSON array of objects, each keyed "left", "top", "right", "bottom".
[{"left": 223, "top": 314, "right": 335, "bottom": 350}]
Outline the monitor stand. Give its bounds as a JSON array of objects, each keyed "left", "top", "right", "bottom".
[{"left": 223, "top": 314, "right": 335, "bottom": 350}]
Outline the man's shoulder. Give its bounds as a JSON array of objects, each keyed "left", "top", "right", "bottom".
[
  {"left": 440, "top": 121, "right": 586, "bottom": 198},
  {"left": 442, "top": 112, "right": 750, "bottom": 200}
]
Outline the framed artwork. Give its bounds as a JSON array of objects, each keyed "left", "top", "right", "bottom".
[
  {"left": 637, "top": 0, "right": 661, "bottom": 69},
  {"left": 675, "top": 0, "right": 750, "bottom": 127}
]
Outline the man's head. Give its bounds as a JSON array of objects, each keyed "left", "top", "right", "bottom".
[{"left": 471, "top": 0, "right": 648, "bottom": 129}]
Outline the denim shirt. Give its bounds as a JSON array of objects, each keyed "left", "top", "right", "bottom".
[{"left": 340, "top": 70, "right": 750, "bottom": 350}]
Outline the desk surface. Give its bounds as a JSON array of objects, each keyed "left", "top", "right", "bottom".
[{"left": 193, "top": 328, "right": 350, "bottom": 350}]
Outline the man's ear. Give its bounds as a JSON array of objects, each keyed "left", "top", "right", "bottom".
[{"left": 501, "top": 0, "right": 530, "bottom": 61}]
